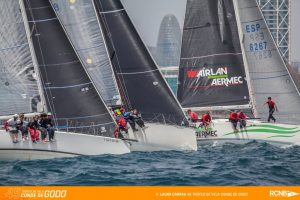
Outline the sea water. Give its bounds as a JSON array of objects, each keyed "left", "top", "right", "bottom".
[{"left": 0, "top": 141, "right": 299, "bottom": 185}]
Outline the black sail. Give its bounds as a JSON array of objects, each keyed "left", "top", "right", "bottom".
[
  {"left": 93, "top": 0, "right": 186, "bottom": 125},
  {"left": 177, "top": 0, "right": 250, "bottom": 108},
  {"left": 23, "top": 0, "right": 115, "bottom": 136}
]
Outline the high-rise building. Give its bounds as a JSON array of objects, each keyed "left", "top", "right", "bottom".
[
  {"left": 156, "top": 14, "right": 182, "bottom": 67},
  {"left": 257, "top": 0, "right": 290, "bottom": 62}
]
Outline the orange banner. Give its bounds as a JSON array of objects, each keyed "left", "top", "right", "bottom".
[{"left": 0, "top": 186, "right": 299, "bottom": 200}]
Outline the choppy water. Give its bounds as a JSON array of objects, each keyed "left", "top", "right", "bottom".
[{"left": 0, "top": 141, "right": 300, "bottom": 186}]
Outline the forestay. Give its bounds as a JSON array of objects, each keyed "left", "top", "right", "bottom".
[
  {"left": 0, "top": 0, "right": 41, "bottom": 115},
  {"left": 177, "top": 0, "right": 250, "bottom": 109},
  {"left": 93, "top": 0, "right": 187, "bottom": 125},
  {"left": 235, "top": 0, "right": 300, "bottom": 124},
  {"left": 50, "top": 0, "right": 121, "bottom": 106},
  {"left": 23, "top": 0, "right": 116, "bottom": 135}
]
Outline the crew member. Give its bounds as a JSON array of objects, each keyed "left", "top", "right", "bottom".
[
  {"left": 7, "top": 114, "right": 19, "bottom": 143},
  {"left": 28, "top": 116, "right": 40, "bottom": 143},
  {"left": 201, "top": 111, "right": 212, "bottom": 130},
  {"left": 187, "top": 109, "right": 199, "bottom": 123},
  {"left": 46, "top": 113, "right": 55, "bottom": 142},
  {"left": 237, "top": 111, "right": 247, "bottom": 129},
  {"left": 229, "top": 110, "right": 238, "bottom": 132},
  {"left": 263, "top": 97, "right": 278, "bottom": 123}
]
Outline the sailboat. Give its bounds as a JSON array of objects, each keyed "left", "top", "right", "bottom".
[
  {"left": 0, "top": 0, "right": 130, "bottom": 160},
  {"left": 93, "top": 0, "right": 197, "bottom": 151},
  {"left": 177, "top": 0, "right": 300, "bottom": 146}
]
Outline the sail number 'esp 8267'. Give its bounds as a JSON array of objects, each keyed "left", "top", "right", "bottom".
[{"left": 244, "top": 22, "right": 272, "bottom": 60}]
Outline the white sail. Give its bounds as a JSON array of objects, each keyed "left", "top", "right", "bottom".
[
  {"left": 0, "top": 0, "right": 41, "bottom": 115},
  {"left": 235, "top": 0, "right": 300, "bottom": 124},
  {"left": 50, "top": 0, "right": 121, "bottom": 106}
]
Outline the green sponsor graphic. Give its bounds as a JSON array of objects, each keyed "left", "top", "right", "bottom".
[
  {"left": 267, "top": 135, "right": 296, "bottom": 139},
  {"left": 223, "top": 124, "right": 300, "bottom": 139},
  {"left": 208, "top": 75, "right": 228, "bottom": 79},
  {"left": 248, "top": 124, "right": 298, "bottom": 131}
]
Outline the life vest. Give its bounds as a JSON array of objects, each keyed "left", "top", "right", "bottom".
[
  {"left": 266, "top": 100, "right": 275, "bottom": 109},
  {"left": 117, "top": 116, "right": 127, "bottom": 127},
  {"left": 3, "top": 121, "right": 8, "bottom": 131},
  {"left": 189, "top": 112, "right": 198, "bottom": 121},
  {"left": 202, "top": 114, "right": 211, "bottom": 123},
  {"left": 237, "top": 112, "right": 246, "bottom": 120},
  {"left": 229, "top": 112, "right": 238, "bottom": 121}
]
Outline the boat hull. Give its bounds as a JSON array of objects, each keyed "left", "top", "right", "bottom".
[
  {"left": 127, "top": 123, "right": 197, "bottom": 151},
  {"left": 0, "top": 130, "right": 130, "bottom": 160},
  {"left": 195, "top": 119, "right": 300, "bottom": 146}
]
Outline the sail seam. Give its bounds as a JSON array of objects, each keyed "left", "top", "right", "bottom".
[
  {"left": 0, "top": 43, "right": 29, "bottom": 52},
  {"left": 28, "top": 18, "right": 57, "bottom": 23},
  {"left": 241, "top": 19, "right": 264, "bottom": 24},
  {"left": 251, "top": 74, "right": 289, "bottom": 80},
  {"left": 181, "top": 52, "right": 242, "bottom": 60},
  {"left": 45, "top": 82, "right": 92, "bottom": 89},
  {"left": 40, "top": 60, "right": 80, "bottom": 67},
  {"left": 100, "top": 9, "right": 124, "bottom": 14},
  {"left": 117, "top": 69, "right": 159, "bottom": 75}
]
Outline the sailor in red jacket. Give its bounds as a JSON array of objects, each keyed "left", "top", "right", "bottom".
[
  {"left": 229, "top": 110, "right": 238, "bottom": 132},
  {"left": 201, "top": 111, "right": 212, "bottom": 130},
  {"left": 263, "top": 97, "right": 278, "bottom": 123},
  {"left": 237, "top": 111, "right": 247, "bottom": 129},
  {"left": 187, "top": 109, "right": 199, "bottom": 123}
]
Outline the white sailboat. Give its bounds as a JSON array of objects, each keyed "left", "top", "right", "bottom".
[
  {"left": 178, "top": 0, "right": 300, "bottom": 146},
  {"left": 93, "top": 0, "right": 197, "bottom": 151},
  {"left": 0, "top": 0, "right": 130, "bottom": 160}
]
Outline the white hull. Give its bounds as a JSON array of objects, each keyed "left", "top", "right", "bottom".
[
  {"left": 195, "top": 119, "right": 300, "bottom": 147},
  {"left": 0, "top": 130, "right": 130, "bottom": 160},
  {"left": 126, "top": 123, "right": 197, "bottom": 151}
]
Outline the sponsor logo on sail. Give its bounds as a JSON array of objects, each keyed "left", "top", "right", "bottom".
[
  {"left": 187, "top": 67, "right": 243, "bottom": 87},
  {"left": 269, "top": 190, "right": 299, "bottom": 198}
]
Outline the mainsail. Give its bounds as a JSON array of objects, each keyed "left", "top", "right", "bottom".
[
  {"left": 177, "top": 0, "right": 250, "bottom": 109},
  {"left": 23, "top": 0, "right": 116, "bottom": 135},
  {"left": 0, "top": 0, "right": 41, "bottom": 115},
  {"left": 93, "top": 0, "right": 187, "bottom": 125},
  {"left": 234, "top": 0, "right": 300, "bottom": 124},
  {"left": 50, "top": 0, "right": 121, "bottom": 106}
]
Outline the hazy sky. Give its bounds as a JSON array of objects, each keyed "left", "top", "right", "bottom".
[
  {"left": 122, "top": 0, "right": 300, "bottom": 61},
  {"left": 121, "top": 0, "right": 186, "bottom": 46}
]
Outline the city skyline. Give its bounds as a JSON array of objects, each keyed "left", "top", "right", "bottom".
[{"left": 122, "top": 0, "right": 300, "bottom": 63}]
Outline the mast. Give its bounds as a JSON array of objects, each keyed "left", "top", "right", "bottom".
[
  {"left": 19, "top": 0, "right": 47, "bottom": 113},
  {"left": 232, "top": 0, "right": 258, "bottom": 117}
]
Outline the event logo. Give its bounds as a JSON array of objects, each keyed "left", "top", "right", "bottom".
[
  {"left": 270, "top": 190, "right": 299, "bottom": 198},
  {"left": 187, "top": 67, "right": 244, "bottom": 87}
]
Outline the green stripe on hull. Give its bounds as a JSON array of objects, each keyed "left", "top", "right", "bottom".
[
  {"left": 267, "top": 135, "right": 296, "bottom": 138},
  {"left": 224, "top": 129, "right": 300, "bottom": 136},
  {"left": 248, "top": 124, "right": 299, "bottom": 131}
]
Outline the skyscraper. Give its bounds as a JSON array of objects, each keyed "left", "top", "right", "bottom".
[
  {"left": 156, "top": 14, "right": 182, "bottom": 67},
  {"left": 257, "top": 0, "right": 290, "bottom": 62}
]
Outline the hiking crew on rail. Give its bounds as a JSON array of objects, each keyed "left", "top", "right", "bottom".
[{"left": 4, "top": 113, "right": 55, "bottom": 144}]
